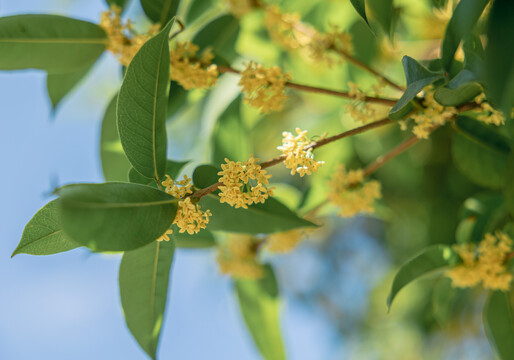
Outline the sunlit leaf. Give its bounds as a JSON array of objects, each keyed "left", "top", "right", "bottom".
[
  {"left": 483, "top": 290, "right": 514, "bottom": 360},
  {"left": 0, "top": 15, "right": 106, "bottom": 73},
  {"left": 12, "top": 200, "right": 79, "bottom": 257},
  {"left": 387, "top": 245, "right": 459, "bottom": 310},
  {"left": 235, "top": 265, "right": 286, "bottom": 360},
  {"left": 57, "top": 182, "right": 177, "bottom": 251},
  {"left": 120, "top": 239, "right": 175, "bottom": 360},
  {"left": 117, "top": 20, "right": 173, "bottom": 182}
]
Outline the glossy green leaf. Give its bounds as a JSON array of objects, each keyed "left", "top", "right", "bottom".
[
  {"left": 483, "top": 290, "right": 514, "bottom": 360},
  {"left": 504, "top": 152, "right": 514, "bottom": 218},
  {"left": 0, "top": 15, "right": 106, "bottom": 73},
  {"left": 101, "top": 94, "right": 132, "bottom": 182},
  {"left": 12, "top": 200, "right": 79, "bottom": 257},
  {"left": 193, "top": 15, "right": 240, "bottom": 64},
  {"left": 128, "top": 159, "right": 189, "bottom": 186},
  {"left": 172, "top": 227, "right": 215, "bottom": 248},
  {"left": 452, "top": 116, "right": 510, "bottom": 189},
  {"left": 434, "top": 69, "right": 482, "bottom": 106},
  {"left": 120, "top": 239, "right": 175, "bottom": 360},
  {"left": 235, "top": 265, "right": 286, "bottom": 360},
  {"left": 387, "top": 245, "right": 459, "bottom": 310},
  {"left": 484, "top": 0, "right": 514, "bottom": 115},
  {"left": 46, "top": 65, "right": 92, "bottom": 110},
  {"left": 349, "top": 0, "right": 370, "bottom": 28},
  {"left": 140, "top": 0, "right": 180, "bottom": 25},
  {"left": 441, "top": 0, "right": 489, "bottom": 72},
  {"left": 213, "top": 96, "right": 250, "bottom": 165},
  {"left": 117, "top": 20, "right": 173, "bottom": 182},
  {"left": 389, "top": 56, "right": 443, "bottom": 120},
  {"left": 167, "top": 80, "right": 188, "bottom": 118},
  {"left": 56, "top": 182, "right": 177, "bottom": 251}
]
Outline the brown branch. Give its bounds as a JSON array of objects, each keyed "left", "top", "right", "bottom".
[
  {"left": 217, "top": 65, "right": 399, "bottom": 106},
  {"left": 363, "top": 135, "right": 420, "bottom": 177}
]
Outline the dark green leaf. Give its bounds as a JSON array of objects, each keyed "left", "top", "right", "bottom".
[
  {"left": 185, "top": 0, "right": 215, "bottom": 25},
  {"left": 117, "top": 20, "right": 173, "bottom": 182},
  {"left": 504, "top": 151, "right": 514, "bottom": 218},
  {"left": 100, "top": 94, "right": 132, "bottom": 182},
  {"left": 140, "top": 0, "right": 180, "bottom": 25},
  {"left": 167, "top": 80, "right": 188, "bottom": 118},
  {"left": 389, "top": 56, "right": 443, "bottom": 120},
  {"left": 172, "top": 227, "right": 215, "bottom": 248},
  {"left": 463, "top": 34, "right": 485, "bottom": 77},
  {"left": 12, "top": 200, "right": 79, "bottom": 257},
  {"left": 453, "top": 116, "right": 510, "bottom": 189},
  {"left": 349, "top": 0, "right": 370, "bottom": 27},
  {"left": 46, "top": 65, "right": 92, "bottom": 110},
  {"left": 128, "top": 159, "right": 189, "bottom": 187},
  {"left": 193, "top": 15, "right": 240, "bottom": 64},
  {"left": 483, "top": 290, "right": 514, "bottom": 360},
  {"left": 431, "top": 277, "right": 458, "bottom": 326},
  {"left": 56, "top": 182, "right": 177, "bottom": 251},
  {"left": 235, "top": 265, "right": 286, "bottom": 360},
  {"left": 120, "top": 239, "right": 175, "bottom": 360},
  {"left": 0, "top": 15, "right": 106, "bottom": 73},
  {"left": 441, "top": 0, "right": 489, "bottom": 72},
  {"left": 387, "top": 245, "right": 459, "bottom": 310},
  {"left": 368, "top": 0, "right": 394, "bottom": 37},
  {"left": 213, "top": 96, "right": 250, "bottom": 165},
  {"left": 193, "top": 165, "right": 316, "bottom": 234},
  {"left": 484, "top": 0, "right": 514, "bottom": 115},
  {"left": 434, "top": 69, "right": 482, "bottom": 106}
]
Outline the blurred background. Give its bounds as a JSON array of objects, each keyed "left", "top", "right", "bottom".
[{"left": 0, "top": 0, "right": 496, "bottom": 359}]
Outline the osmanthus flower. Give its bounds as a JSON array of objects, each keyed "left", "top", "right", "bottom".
[
  {"left": 218, "top": 156, "right": 274, "bottom": 209},
  {"left": 264, "top": 5, "right": 311, "bottom": 50},
  {"left": 277, "top": 128, "right": 324, "bottom": 177},
  {"left": 238, "top": 62, "right": 292, "bottom": 114},
  {"left": 328, "top": 166, "right": 381, "bottom": 218},
  {"left": 345, "top": 82, "right": 386, "bottom": 124},
  {"left": 216, "top": 235, "right": 264, "bottom": 279},
  {"left": 226, "top": 0, "right": 255, "bottom": 18},
  {"left": 309, "top": 30, "right": 354, "bottom": 66},
  {"left": 156, "top": 174, "right": 212, "bottom": 238},
  {"left": 265, "top": 229, "right": 304, "bottom": 254},
  {"left": 169, "top": 41, "right": 219, "bottom": 90},
  {"left": 474, "top": 93, "right": 506, "bottom": 126},
  {"left": 446, "top": 232, "right": 513, "bottom": 291},
  {"left": 408, "top": 86, "right": 457, "bottom": 139},
  {"left": 100, "top": 5, "right": 160, "bottom": 66}
]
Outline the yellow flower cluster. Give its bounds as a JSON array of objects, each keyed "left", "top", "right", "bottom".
[
  {"left": 277, "top": 128, "right": 324, "bottom": 176},
  {"left": 169, "top": 42, "right": 219, "bottom": 90},
  {"left": 99, "top": 5, "right": 160, "bottom": 66},
  {"left": 238, "top": 62, "right": 292, "bottom": 113},
  {"left": 217, "top": 235, "right": 264, "bottom": 279},
  {"left": 158, "top": 174, "right": 212, "bottom": 236},
  {"left": 227, "top": 0, "right": 255, "bottom": 18},
  {"left": 264, "top": 5, "right": 311, "bottom": 50},
  {"left": 474, "top": 93, "right": 505, "bottom": 126},
  {"left": 309, "top": 30, "right": 354, "bottom": 66},
  {"left": 328, "top": 166, "right": 381, "bottom": 218},
  {"left": 446, "top": 232, "right": 513, "bottom": 291},
  {"left": 409, "top": 86, "right": 457, "bottom": 139},
  {"left": 266, "top": 229, "right": 303, "bottom": 253},
  {"left": 345, "top": 82, "right": 385, "bottom": 123},
  {"left": 218, "top": 156, "right": 273, "bottom": 209}
]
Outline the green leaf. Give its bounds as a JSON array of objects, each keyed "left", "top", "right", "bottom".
[
  {"left": 185, "top": 0, "right": 215, "bottom": 25},
  {"left": 368, "top": 0, "right": 394, "bottom": 37},
  {"left": 100, "top": 94, "right": 132, "bottom": 182},
  {"left": 349, "top": 0, "right": 371, "bottom": 28},
  {"left": 46, "top": 65, "right": 92, "bottom": 110},
  {"left": 172, "top": 227, "right": 215, "bottom": 248},
  {"left": 235, "top": 265, "right": 286, "bottom": 360},
  {"left": 56, "top": 182, "right": 177, "bottom": 252},
  {"left": 441, "top": 0, "right": 489, "bottom": 72},
  {"left": 140, "top": 0, "right": 180, "bottom": 25},
  {"left": 434, "top": 69, "right": 482, "bottom": 106},
  {"left": 119, "top": 239, "right": 175, "bottom": 360},
  {"left": 193, "top": 15, "right": 240, "bottom": 64},
  {"left": 484, "top": 0, "right": 514, "bottom": 115},
  {"left": 431, "top": 277, "right": 458, "bottom": 326},
  {"left": 0, "top": 15, "right": 106, "bottom": 73},
  {"left": 483, "top": 290, "right": 514, "bottom": 360},
  {"left": 213, "top": 96, "right": 250, "bottom": 165},
  {"left": 389, "top": 56, "right": 443, "bottom": 120},
  {"left": 12, "top": 200, "right": 79, "bottom": 257},
  {"left": 117, "top": 20, "right": 173, "bottom": 182},
  {"left": 462, "top": 34, "right": 485, "bottom": 77},
  {"left": 504, "top": 151, "right": 514, "bottom": 218},
  {"left": 128, "top": 159, "right": 189, "bottom": 186},
  {"left": 452, "top": 116, "right": 510, "bottom": 189},
  {"left": 167, "top": 80, "right": 188, "bottom": 118},
  {"left": 387, "top": 245, "right": 459, "bottom": 310},
  {"left": 193, "top": 165, "right": 315, "bottom": 234}
]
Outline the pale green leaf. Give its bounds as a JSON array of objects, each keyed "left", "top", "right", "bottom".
[{"left": 46, "top": 65, "right": 92, "bottom": 110}]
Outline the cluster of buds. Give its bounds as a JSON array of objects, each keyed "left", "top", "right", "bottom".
[
  {"left": 278, "top": 128, "right": 324, "bottom": 176},
  {"left": 217, "top": 235, "right": 264, "bottom": 279},
  {"left": 474, "top": 93, "right": 506, "bottom": 126}
]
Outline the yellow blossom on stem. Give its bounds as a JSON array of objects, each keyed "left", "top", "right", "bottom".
[
  {"left": 264, "top": 5, "right": 311, "bottom": 50},
  {"left": 238, "top": 62, "right": 292, "bottom": 113},
  {"left": 156, "top": 229, "right": 173, "bottom": 242},
  {"left": 266, "top": 229, "right": 304, "bottom": 253},
  {"left": 162, "top": 174, "right": 193, "bottom": 198},
  {"left": 218, "top": 155, "right": 274, "bottom": 208},
  {"left": 227, "top": 0, "right": 255, "bottom": 18},
  {"left": 345, "top": 82, "right": 386, "bottom": 124},
  {"left": 446, "top": 232, "right": 513, "bottom": 291},
  {"left": 474, "top": 93, "right": 506, "bottom": 126},
  {"left": 277, "top": 128, "right": 324, "bottom": 176},
  {"left": 309, "top": 30, "right": 354, "bottom": 66},
  {"left": 217, "top": 235, "right": 264, "bottom": 279},
  {"left": 328, "top": 165, "right": 381, "bottom": 218},
  {"left": 169, "top": 41, "right": 219, "bottom": 90}
]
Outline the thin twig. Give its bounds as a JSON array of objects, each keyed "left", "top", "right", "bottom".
[{"left": 363, "top": 135, "right": 420, "bottom": 177}]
